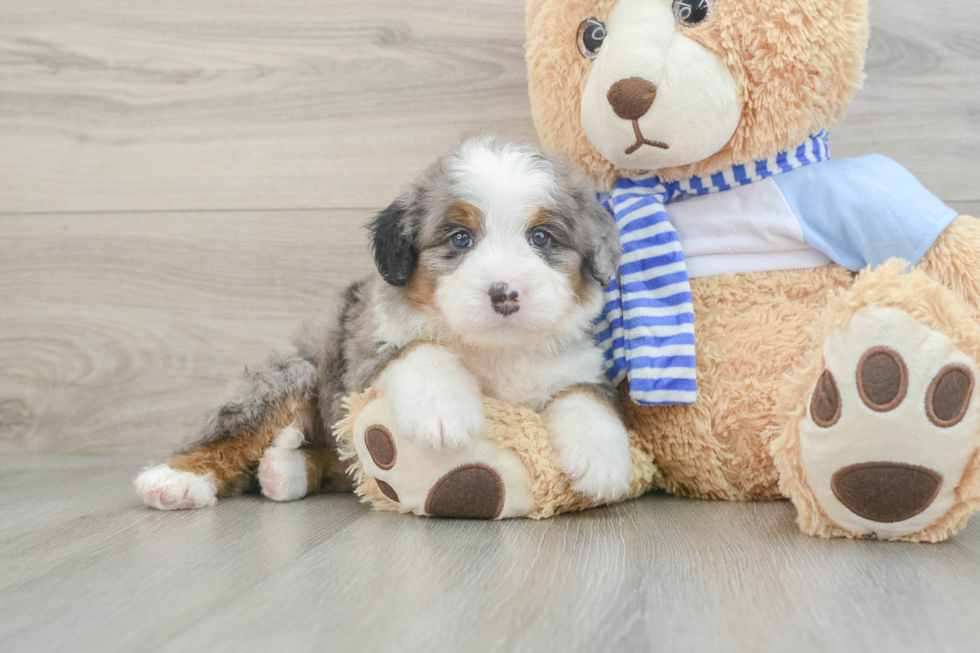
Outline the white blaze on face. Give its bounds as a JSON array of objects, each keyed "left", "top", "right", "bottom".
[
  {"left": 433, "top": 142, "right": 580, "bottom": 346},
  {"left": 580, "top": 0, "right": 741, "bottom": 170}
]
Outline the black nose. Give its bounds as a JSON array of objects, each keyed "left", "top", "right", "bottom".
[
  {"left": 489, "top": 283, "right": 520, "bottom": 316},
  {"left": 607, "top": 77, "right": 658, "bottom": 121}
]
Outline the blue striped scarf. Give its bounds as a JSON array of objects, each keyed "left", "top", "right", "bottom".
[{"left": 598, "top": 131, "right": 831, "bottom": 405}]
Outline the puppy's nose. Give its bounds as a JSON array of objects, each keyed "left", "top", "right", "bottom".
[
  {"left": 489, "top": 283, "right": 520, "bottom": 316},
  {"left": 607, "top": 77, "right": 658, "bottom": 121}
]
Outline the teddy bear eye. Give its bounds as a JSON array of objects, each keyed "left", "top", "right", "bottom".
[
  {"left": 672, "top": 0, "right": 711, "bottom": 26},
  {"left": 577, "top": 19, "right": 606, "bottom": 59}
]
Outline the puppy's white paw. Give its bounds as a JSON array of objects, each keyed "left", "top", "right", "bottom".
[
  {"left": 135, "top": 464, "right": 217, "bottom": 511},
  {"left": 544, "top": 393, "right": 632, "bottom": 502},
  {"left": 258, "top": 448, "right": 308, "bottom": 502},
  {"left": 395, "top": 392, "right": 485, "bottom": 452},
  {"left": 379, "top": 345, "right": 484, "bottom": 451}
]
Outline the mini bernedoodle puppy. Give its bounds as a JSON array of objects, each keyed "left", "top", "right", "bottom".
[{"left": 136, "top": 136, "right": 632, "bottom": 509}]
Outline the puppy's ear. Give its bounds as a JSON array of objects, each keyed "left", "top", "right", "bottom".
[
  {"left": 546, "top": 152, "right": 621, "bottom": 288},
  {"left": 582, "top": 199, "right": 620, "bottom": 288},
  {"left": 369, "top": 197, "right": 418, "bottom": 287}
]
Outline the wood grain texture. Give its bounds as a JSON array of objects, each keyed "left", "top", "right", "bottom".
[
  {"left": 0, "top": 210, "right": 376, "bottom": 457},
  {"left": 1, "top": 455, "right": 979, "bottom": 653},
  {"left": 0, "top": 0, "right": 978, "bottom": 458},
  {"left": 0, "top": 0, "right": 533, "bottom": 213},
  {"left": 0, "top": 0, "right": 978, "bottom": 214}
]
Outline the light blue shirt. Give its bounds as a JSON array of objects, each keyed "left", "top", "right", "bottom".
[{"left": 773, "top": 155, "right": 959, "bottom": 271}]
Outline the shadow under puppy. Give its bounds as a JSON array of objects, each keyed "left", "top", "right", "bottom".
[{"left": 136, "top": 136, "right": 631, "bottom": 510}]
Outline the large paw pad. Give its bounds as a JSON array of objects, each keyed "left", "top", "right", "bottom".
[
  {"left": 831, "top": 462, "right": 941, "bottom": 524},
  {"left": 425, "top": 464, "right": 505, "bottom": 520},
  {"left": 349, "top": 397, "right": 534, "bottom": 519},
  {"left": 800, "top": 306, "right": 980, "bottom": 539}
]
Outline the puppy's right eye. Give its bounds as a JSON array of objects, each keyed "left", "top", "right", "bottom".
[
  {"left": 577, "top": 19, "right": 605, "bottom": 59},
  {"left": 450, "top": 231, "right": 473, "bottom": 249}
]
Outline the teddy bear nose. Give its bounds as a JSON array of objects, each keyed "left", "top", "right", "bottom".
[{"left": 607, "top": 77, "right": 658, "bottom": 121}]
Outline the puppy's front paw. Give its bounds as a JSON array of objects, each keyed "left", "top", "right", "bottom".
[
  {"left": 562, "top": 442, "right": 632, "bottom": 502},
  {"left": 379, "top": 345, "right": 484, "bottom": 451},
  {"left": 545, "top": 394, "right": 632, "bottom": 502},
  {"left": 390, "top": 382, "right": 484, "bottom": 451}
]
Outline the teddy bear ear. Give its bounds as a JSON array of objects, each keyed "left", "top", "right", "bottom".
[{"left": 369, "top": 196, "right": 419, "bottom": 287}]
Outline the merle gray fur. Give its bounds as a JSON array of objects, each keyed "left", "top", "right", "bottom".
[{"left": 178, "top": 136, "right": 620, "bottom": 461}]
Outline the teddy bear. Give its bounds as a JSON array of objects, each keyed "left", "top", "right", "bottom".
[
  {"left": 143, "top": 0, "right": 980, "bottom": 543},
  {"left": 329, "top": 0, "right": 980, "bottom": 543}
]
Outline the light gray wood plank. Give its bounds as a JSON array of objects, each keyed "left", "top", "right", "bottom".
[
  {"left": 0, "top": 210, "right": 375, "bottom": 457},
  {"left": 0, "top": 0, "right": 533, "bottom": 213},
  {"left": 949, "top": 201, "right": 980, "bottom": 216},
  {"left": 0, "top": 0, "right": 977, "bottom": 214},
  {"left": 1, "top": 455, "right": 979, "bottom": 653},
  {"left": 831, "top": 0, "right": 980, "bottom": 202}
]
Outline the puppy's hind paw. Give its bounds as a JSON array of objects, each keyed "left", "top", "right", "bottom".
[
  {"left": 135, "top": 464, "right": 217, "bottom": 511},
  {"left": 258, "top": 448, "right": 309, "bottom": 502}
]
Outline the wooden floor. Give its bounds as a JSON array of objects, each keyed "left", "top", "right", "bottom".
[
  {"left": 1, "top": 0, "right": 979, "bottom": 458},
  {"left": 1, "top": 455, "right": 979, "bottom": 653},
  {"left": 2, "top": 0, "right": 980, "bottom": 650}
]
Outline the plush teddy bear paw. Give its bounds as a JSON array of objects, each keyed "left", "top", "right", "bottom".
[
  {"left": 135, "top": 464, "right": 218, "bottom": 510},
  {"left": 798, "top": 305, "right": 980, "bottom": 540},
  {"left": 349, "top": 396, "right": 534, "bottom": 519}
]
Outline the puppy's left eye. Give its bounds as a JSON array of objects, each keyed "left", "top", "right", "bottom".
[
  {"left": 529, "top": 230, "right": 550, "bottom": 248},
  {"left": 672, "top": 0, "right": 711, "bottom": 26},
  {"left": 450, "top": 231, "right": 473, "bottom": 249}
]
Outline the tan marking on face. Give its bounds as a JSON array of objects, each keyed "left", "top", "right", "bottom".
[
  {"left": 528, "top": 206, "right": 554, "bottom": 231},
  {"left": 570, "top": 264, "right": 591, "bottom": 306},
  {"left": 447, "top": 201, "right": 485, "bottom": 237},
  {"left": 406, "top": 262, "right": 438, "bottom": 313},
  {"left": 529, "top": 207, "right": 591, "bottom": 306}
]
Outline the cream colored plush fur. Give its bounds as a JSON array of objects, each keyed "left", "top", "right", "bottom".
[{"left": 311, "top": 0, "right": 980, "bottom": 542}]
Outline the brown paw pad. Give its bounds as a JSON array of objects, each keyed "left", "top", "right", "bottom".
[
  {"left": 927, "top": 365, "right": 975, "bottom": 428},
  {"left": 375, "top": 479, "right": 399, "bottom": 503},
  {"left": 811, "top": 370, "right": 842, "bottom": 428},
  {"left": 857, "top": 347, "right": 908, "bottom": 412},
  {"left": 425, "top": 464, "right": 505, "bottom": 520},
  {"left": 365, "top": 425, "right": 396, "bottom": 470},
  {"left": 831, "top": 462, "right": 942, "bottom": 523}
]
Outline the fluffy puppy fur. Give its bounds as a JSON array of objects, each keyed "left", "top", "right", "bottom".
[{"left": 136, "top": 136, "right": 632, "bottom": 508}]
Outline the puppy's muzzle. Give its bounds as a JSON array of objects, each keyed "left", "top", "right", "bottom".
[{"left": 489, "top": 283, "right": 520, "bottom": 317}]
